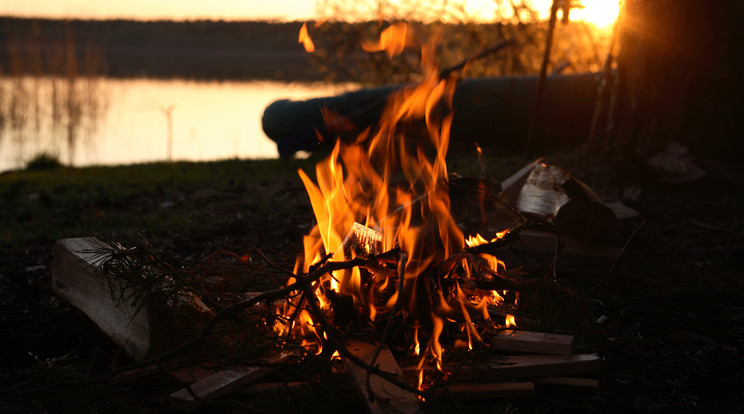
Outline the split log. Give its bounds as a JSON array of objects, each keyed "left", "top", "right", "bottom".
[
  {"left": 488, "top": 330, "right": 574, "bottom": 355},
  {"left": 447, "top": 382, "right": 535, "bottom": 399},
  {"left": 168, "top": 352, "right": 293, "bottom": 411},
  {"left": 53, "top": 237, "right": 152, "bottom": 361},
  {"left": 52, "top": 237, "right": 212, "bottom": 361},
  {"left": 342, "top": 339, "right": 420, "bottom": 414}
]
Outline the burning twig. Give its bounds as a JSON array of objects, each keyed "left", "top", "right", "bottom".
[
  {"left": 292, "top": 268, "right": 428, "bottom": 398},
  {"left": 366, "top": 251, "right": 408, "bottom": 403}
]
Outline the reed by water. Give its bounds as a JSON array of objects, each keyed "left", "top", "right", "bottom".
[{"left": 0, "top": 19, "right": 106, "bottom": 167}]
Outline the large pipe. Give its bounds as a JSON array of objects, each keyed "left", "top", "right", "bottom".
[{"left": 262, "top": 73, "right": 599, "bottom": 157}]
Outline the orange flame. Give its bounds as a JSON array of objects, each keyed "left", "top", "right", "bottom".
[
  {"left": 299, "top": 22, "right": 315, "bottom": 53},
  {"left": 413, "top": 325, "right": 420, "bottom": 355},
  {"left": 361, "top": 22, "right": 414, "bottom": 57},
  {"left": 505, "top": 313, "right": 517, "bottom": 327},
  {"left": 278, "top": 21, "right": 519, "bottom": 372},
  {"left": 428, "top": 313, "right": 444, "bottom": 371}
]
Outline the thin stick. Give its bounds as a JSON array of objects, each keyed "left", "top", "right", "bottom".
[
  {"left": 438, "top": 40, "right": 514, "bottom": 79},
  {"left": 524, "top": 0, "right": 560, "bottom": 158},
  {"left": 587, "top": 213, "right": 647, "bottom": 294}
]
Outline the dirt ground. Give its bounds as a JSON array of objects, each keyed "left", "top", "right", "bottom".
[{"left": 1, "top": 150, "right": 742, "bottom": 413}]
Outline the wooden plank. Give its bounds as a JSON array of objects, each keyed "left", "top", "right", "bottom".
[
  {"left": 454, "top": 354, "right": 601, "bottom": 382},
  {"left": 534, "top": 376, "right": 599, "bottom": 389},
  {"left": 488, "top": 330, "right": 574, "bottom": 355},
  {"left": 448, "top": 382, "right": 535, "bottom": 399},
  {"left": 236, "top": 381, "right": 307, "bottom": 395},
  {"left": 52, "top": 237, "right": 152, "bottom": 361},
  {"left": 342, "top": 340, "right": 420, "bottom": 414},
  {"left": 404, "top": 354, "right": 601, "bottom": 382},
  {"left": 168, "top": 352, "right": 292, "bottom": 411}
]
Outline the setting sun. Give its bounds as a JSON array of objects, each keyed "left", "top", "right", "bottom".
[{"left": 570, "top": 0, "right": 621, "bottom": 31}]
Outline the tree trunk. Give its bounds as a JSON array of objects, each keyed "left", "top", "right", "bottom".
[{"left": 590, "top": 0, "right": 744, "bottom": 161}]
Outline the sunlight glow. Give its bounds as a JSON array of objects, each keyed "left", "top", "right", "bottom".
[
  {"left": 2, "top": 0, "right": 620, "bottom": 29},
  {"left": 570, "top": 0, "right": 621, "bottom": 31},
  {"left": 512, "top": 0, "right": 621, "bottom": 31}
]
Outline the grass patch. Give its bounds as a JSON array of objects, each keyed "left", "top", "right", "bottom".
[
  {"left": 25, "top": 152, "right": 64, "bottom": 171},
  {"left": 0, "top": 157, "right": 322, "bottom": 248}
]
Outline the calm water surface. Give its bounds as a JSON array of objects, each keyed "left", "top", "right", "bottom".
[{"left": 0, "top": 77, "right": 356, "bottom": 172}]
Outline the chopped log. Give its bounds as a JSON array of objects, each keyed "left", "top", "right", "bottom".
[
  {"left": 498, "top": 159, "right": 542, "bottom": 207},
  {"left": 53, "top": 237, "right": 151, "bottom": 361},
  {"left": 488, "top": 330, "right": 574, "bottom": 355},
  {"left": 534, "top": 376, "right": 599, "bottom": 389},
  {"left": 168, "top": 352, "right": 293, "bottom": 411},
  {"left": 447, "top": 382, "right": 535, "bottom": 399},
  {"left": 342, "top": 339, "right": 420, "bottom": 414},
  {"left": 52, "top": 237, "right": 212, "bottom": 361}
]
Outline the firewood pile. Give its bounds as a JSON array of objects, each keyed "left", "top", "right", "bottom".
[{"left": 52, "top": 159, "right": 639, "bottom": 412}]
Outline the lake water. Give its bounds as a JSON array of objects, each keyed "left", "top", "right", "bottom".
[{"left": 0, "top": 77, "right": 357, "bottom": 172}]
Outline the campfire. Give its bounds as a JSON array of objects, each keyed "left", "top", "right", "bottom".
[
  {"left": 51, "top": 22, "right": 637, "bottom": 411},
  {"left": 279, "top": 28, "right": 521, "bottom": 390}
]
